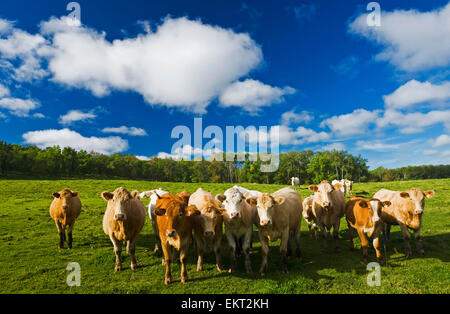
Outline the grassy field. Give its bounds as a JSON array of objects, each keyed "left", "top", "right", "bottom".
[{"left": 0, "top": 178, "right": 449, "bottom": 294}]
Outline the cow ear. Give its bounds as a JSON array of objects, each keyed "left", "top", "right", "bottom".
[
  {"left": 309, "top": 185, "right": 318, "bottom": 192},
  {"left": 186, "top": 205, "right": 200, "bottom": 216},
  {"left": 130, "top": 190, "right": 140, "bottom": 199},
  {"left": 71, "top": 191, "right": 78, "bottom": 197},
  {"left": 333, "top": 183, "right": 342, "bottom": 191},
  {"left": 274, "top": 197, "right": 285, "bottom": 206},
  {"left": 382, "top": 201, "right": 391, "bottom": 207},
  {"left": 216, "top": 208, "right": 227, "bottom": 215},
  {"left": 154, "top": 208, "right": 166, "bottom": 216},
  {"left": 215, "top": 194, "right": 226, "bottom": 203},
  {"left": 102, "top": 191, "right": 114, "bottom": 201},
  {"left": 424, "top": 190, "right": 435, "bottom": 198},
  {"left": 246, "top": 198, "right": 257, "bottom": 206},
  {"left": 400, "top": 192, "right": 410, "bottom": 199},
  {"left": 53, "top": 192, "right": 60, "bottom": 198}
]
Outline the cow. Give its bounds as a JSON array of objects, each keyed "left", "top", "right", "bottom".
[
  {"left": 153, "top": 193, "right": 200, "bottom": 285},
  {"left": 344, "top": 179, "right": 353, "bottom": 195},
  {"left": 215, "top": 187, "right": 258, "bottom": 274},
  {"left": 331, "top": 179, "right": 345, "bottom": 194},
  {"left": 49, "top": 188, "right": 81, "bottom": 249},
  {"left": 189, "top": 188, "right": 226, "bottom": 272},
  {"left": 102, "top": 187, "right": 146, "bottom": 272},
  {"left": 373, "top": 188, "right": 435, "bottom": 257},
  {"left": 302, "top": 195, "right": 318, "bottom": 240},
  {"left": 247, "top": 187, "right": 302, "bottom": 276},
  {"left": 139, "top": 188, "right": 169, "bottom": 252},
  {"left": 291, "top": 177, "right": 300, "bottom": 189},
  {"left": 345, "top": 197, "right": 391, "bottom": 263},
  {"left": 308, "top": 181, "right": 346, "bottom": 253}
]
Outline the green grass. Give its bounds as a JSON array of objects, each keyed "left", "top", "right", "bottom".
[{"left": 0, "top": 178, "right": 449, "bottom": 294}]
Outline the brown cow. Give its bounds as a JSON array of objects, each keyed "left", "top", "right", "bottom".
[
  {"left": 308, "top": 181, "right": 345, "bottom": 253},
  {"left": 302, "top": 195, "right": 318, "bottom": 240},
  {"left": 154, "top": 193, "right": 200, "bottom": 285},
  {"left": 49, "top": 188, "right": 81, "bottom": 249},
  {"left": 373, "top": 188, "right": 435, "bottom": 257},
  {"left": 345, "top": 197, "right": 391, "bottom": 263},
  {"left": 247, "top": 187, "right": 302, "bottom": 276},
  {"left": 102, "top": 187, "right": 146, "bottom": 272},
  {"left": 189, "top": 188, "right": 226, "bottom": 272}
]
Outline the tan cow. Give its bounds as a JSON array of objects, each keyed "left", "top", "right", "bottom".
[
  {"left": 373, "top": 188, "right": 435, "bottom": 257},
  {"left": 302, "top": 195, "right": 318, "bottom": 240},
  {"left": 102, "top": 187, "right": 146, "bottom": 272},
  {"left": 216, "top": 186, "right": 258, "bottom": 274},
  {"left": 49, "top": 188, "right": 81, "bottom": 249},
  {"left": 154, "top": 193, "right": 200, "bottom": 285},
  {"left": 345, "top": 197, "right": 391, "bottom": 263},
  {"left": 189, "top": 188, "right": 226, "bottom": 272},
  {"left": 308, "top": 181, "right": 346, "bottom": 253},
  {"left": 248, "top": 187, "right": 302, "bottom": 276}
]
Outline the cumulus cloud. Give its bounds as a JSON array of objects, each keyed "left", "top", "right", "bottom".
[
  {"left": 431, "top": 134, "right": 450, "bottom": 147},
  {"left": 320, "top": 109, "right": 380, "bottom": 136},
  {"left": 349, "top": 2, "right": 450, "bottom": 72},
  {"left": 58, "top": 109, "right": 96, "bottom": 125},
  {"left": 384, "top": 80, "right": 450, "bottom": 109},
  {"left": 219, "top": 79, "right": 295, "bottom": 113},
  {"left": 101, "top": 126, "right": 148, "bottom": 136},
  {"left": 321, "top": 142, "right": 345, "bottom": 151},
  {"left": 0, "top": 97, "right": 40, "bottom": 117},
  {"left": 356, "top": 140, "right": 399, "bottom": 151},
  {"left": 22, "top": 128, "right": 128, "bottom": 155},
  {"left": 377, "top": 109, "right": 450, "bottom": 134},
  {"left": 0, "top": 83, "right": 10, "bottom": 98},
  {"left": 157, "top": 144, "right": 222, "bottom": 160},
  {"left": 242, "top": 125, "right": 329, "bottom": 146},
  {"left": 135, "top": 155, "right": 150, "bottom": 161},
  {"left": 280, "top": 109, "right": 313, "bottom": 125}
]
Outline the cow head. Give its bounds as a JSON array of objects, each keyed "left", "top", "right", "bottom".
[
  {"left": 176, "top": 190, "right": 191, "bottom": 206},
  {"left": 399, "top": 188, "right": 435, "bottom": 215},
  {"left": 367, "top": 198, "right": 391, "bottom": 223},
  {"left": 154, "top": 194, "right": 200, "bottom": 238},
  {"left": 215, "top": 188, "right": 244, "bottom": 219},
  {"left": 196, "top": 196, "right": 226, "bottom": 237},
  {"left": 254, "top": 193, "right": 285, "bottom": 226},
  {"left": 53, "top": 188, "right": 78, "bottom": 212},
  {"left": 309, "top": 181, "right": 338, "bottom": 210},
  {"left": 101, "top": 187, "right": 138, "bottom": 221}
]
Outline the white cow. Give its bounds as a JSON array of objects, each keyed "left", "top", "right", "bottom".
[
  {"left": 291, "top": 177, "right": 300, "bottom": 189},
  {"left": 139, "top": 188, "right": 168, "bottom": 252},
  {"left": 331, "top": 179, "right": 345, "bottom": 194},
  {"left": 229, "top": 185, "right": 262, "bottom": 199},
  {"left": 344, "top": 179, "right": 353, "bottom": 195}
]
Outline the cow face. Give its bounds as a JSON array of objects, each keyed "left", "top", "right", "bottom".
[
  {"left": 102, "top": 187, "right": 135, "bottom": 221},
  {"left": 255, "top": 193, "right": 285, "bottom": 226},
  {"left": 368, "top": 198, "right": 391, "bottom": 223},
  {"left": 196, "top": 199, "right": 225, "bottom": 237},
  {"left": 400, "top": 188, "right": 435, "bottom": 215},
  {"left": 309, "top": 181, "right": 336, "bottom": 210},
  {"left": 154, "top": 194, "right": 200, "bottom": 238},
  {"left": 53, "top": 189, "right": 78, "bottom": 212},
  {"left": 216, "top": 188, "right": 243, "bottom": 219}
]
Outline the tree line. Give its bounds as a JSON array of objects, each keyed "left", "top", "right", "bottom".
[{"left": 0, "top": 141, "right": 448, "bottom": 183}]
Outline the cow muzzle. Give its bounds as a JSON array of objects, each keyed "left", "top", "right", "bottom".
[
  {"left": 322, "top": 201, "right": 330, "bottom": 208},
  {"left": 260, "top": 219, "right": 271, "bottom": 226},
  {"left": 114, "top": 213, "right": 126, "bottom": 221},
  {"left": 166, "top": 229, "right": 177, "bottom": 237},
  {"left": 62, "top": 205, "right": 69, "bottom": 211},
  {"left": 372, "top": 216, "right": 380, "bottom": 223},
  {"left": 415, "top": 209, "right": 423, "bottom": 215},
  {"left": 204, "top": 230, "right": 215, "bottom": 237},
  {"left": 230, "top": 212, "right": 239, "bottom": 219}
]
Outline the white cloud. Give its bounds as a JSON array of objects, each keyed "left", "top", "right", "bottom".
[
  {"left": 321, "top": 142, "right": 345, "bottom": 151},
  {"left": 219, "top": 79, "right": 295, "bottom": 113},
  {"left": 22, "top": 128, "right": 128, "bottom": 155},
  {"left": 135, "top": 155, "right": 150, "bottom": 161},
  {"left": 157, "top": 144, "right": 222, "bottom": 160},
  {"left": 356, "top": 140, "right": 399, "bottom": 151},
  {"left": 377, "top": 109, "right": 450, "bottom": 134},
  {"left": 349, "top": 3, "right": 450, "bottom": 71},
  {"left": 320, "top": 109, "right": 380, "bottom": 136},
  {"left": 0, "top": 112, "right": 6, "bottom": 119},
  {"left": 280, "top": 109, "right": 313, "bottom": 125},
  {"left": 242, "top": 125, "right": 329, "bottom": 146},
  {"left": 384, "top": 80, "right": 450, "bottom": 109},
  {"left": 101, "top": 126, "right": 147, "bottom": 136},
  {"left": 0, "top": 84, "right": 10, "bottom": 98},
  {"left": 32, "top": 112, "right": 45, "bottom": 119},
  {"left": 37, "top": 16, "right": 263, "bottom": 113},
  {"left": 431, "top": 134, "right": 450, "bottom": 147},
  {"left": 0, "top": 97, "right": 40, "bottom": 116},
  {"left": 58, "top": 109, "right": 96, "bottom": 125}
]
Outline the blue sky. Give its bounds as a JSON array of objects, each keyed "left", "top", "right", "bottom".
[{"left": 1, "top": 0, "right": 450, "bottom": 169}]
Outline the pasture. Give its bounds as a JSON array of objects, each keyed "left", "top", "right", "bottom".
[{"left": 0, "top": 178, "right": 449, "bottom": 294}]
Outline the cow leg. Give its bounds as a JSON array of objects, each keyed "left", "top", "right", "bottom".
[
  {"left": 384, "top": 224, "right": 391, "bottom": 244},
  {"left": 399, "top": 223, "right": 412, "bottom": 258},
  {"left": 347, "top": 222, "right": 355, "bottom": 251},
  {"left": 373, "top": 233, "right": 383, "bottom": 265},
  {"left": 196, "top": 238, "right": 204, "bottom": 272},
  {"left": 313, "top": 223, "right": 319, "bottom": 241},
  {"left": 357, "top": 229, "right": 369, "bottom": 263},
  {"left": 287, "top": 237, "right": 293, "bottom": 258},
  {"left": 151, "top": 212, "right": 161, "bottom": 253},
  {"left": 243, "top": 230, "right": 253, "bottom": 274},
  {"left": 259, "top": 233, "right": 269, "bottom": 276},
  {"left": 294, "top": 228, "right": 302, "bottom": 261},
  {"left": 161, "top": 241, "right": 172, "bottom": 285},
  {"left": 317, "top": 222, "right": 328, "bottom": 254},
  {"left": 67, "top": 222, "right": 74, "bottom": 249},
  {"left": 414, "top": 228, "right": 424, "bottom": 255},
  {"left": 109, "top": 234, "right": 122, "bottom": 272},
  {"left": 280, "top": 230, "right": 290, "bottom": 274},
  {"left": 226, "top": 232, "right": 237, "bottom": 274},
  {"left": 55, "top": 221, "right": 64, "bottom": 249},
  {"left": 214, "top": 239, "right": 223, "bottom": 272},
  {"left": 180, "top": 246, "right": 189, "bottom": 284},
  {"left": 129, "top": 239, "right": 137, "bottom": 270},
  {"left": 307, "top": 222, "right": 313, "bottom": 238},
  {"left": 333, "top": 220, "right": 341, "bottom": 253}
]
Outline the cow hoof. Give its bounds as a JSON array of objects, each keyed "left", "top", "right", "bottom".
[
  {"left": 217, "top": 266, "right": 224, "bottom": 272},
  {"left": 197, "top": 266, "right": 203, "bottom": 272},
  {"left": 131, "top": 263, "right": 137, "bottom": 270},
  {"left": 418, "top": 249, "right": 425, "bottom": 255},
  {"left": 164, "top": 278, "right": 171, "bottom": 285},
  {"left": 228, "top": 268, "right": 234, "bottom": 274},
  {"left": 115, "top": 266, "right": 122, "bottom": 272},
  {"left": 282, "top": 268, "right": 289, "bottom": 274}
]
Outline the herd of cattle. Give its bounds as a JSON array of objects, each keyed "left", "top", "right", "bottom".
[{"left": 49, "top": 181, "right": 435, "bottom": 285}]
